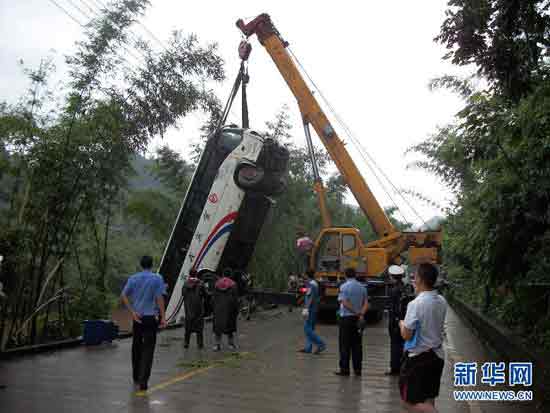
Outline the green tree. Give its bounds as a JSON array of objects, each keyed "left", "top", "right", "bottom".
[
  {"left": 436, "top": 0, "right": 550, "bottom": 102},
  {"left": 0, "top": 0, "right": 223, "bottom": 348},
  {"left": 152, "top": 145, "right": 193, "bottom": 198},
  {"left": 410, "top": 0, "right": 550, "bottom": 349}
]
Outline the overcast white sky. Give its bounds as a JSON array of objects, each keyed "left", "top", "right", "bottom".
[{"left": 0, "top": 0, "right": 464, "bottom": 226}]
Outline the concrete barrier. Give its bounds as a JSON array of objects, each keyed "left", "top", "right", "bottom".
[{"left": 447, "top": 293, "right": 549, "bottom": 408}]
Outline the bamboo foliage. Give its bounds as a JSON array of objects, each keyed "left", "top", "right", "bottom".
[{"left": 0, "top": 0, "right": 223, "bottom": 349}]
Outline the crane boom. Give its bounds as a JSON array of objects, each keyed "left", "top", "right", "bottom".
[
  {"left": 237, "top": 13, "right": 442, "bottom": 316},
  {"left": 237, "top": 14, "right": 396, "bottom": 238}
]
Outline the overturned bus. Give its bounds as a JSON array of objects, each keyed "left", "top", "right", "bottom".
[{"left": 158, "top": 126, "right": 289, "bottom": 323}]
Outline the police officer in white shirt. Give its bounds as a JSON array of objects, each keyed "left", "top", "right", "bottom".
[{"left": 398, "top": 262, "right": 447, "bottom": 413}]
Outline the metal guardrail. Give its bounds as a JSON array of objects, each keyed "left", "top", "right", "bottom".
[
  {"left": 1, "top": 289, "right": 290, "bottom": 359},
  {"left": 1, "top": 288, "right": 394, "bottom": 359},
  {"left": 0, "top": 322, "right": 186, "bottom": 360},
  {"left": 250, "top": 289, "right": 297, "bottom": 306},
  {"left": 249, "top": 288, "right": 392, "bottom": 313}
]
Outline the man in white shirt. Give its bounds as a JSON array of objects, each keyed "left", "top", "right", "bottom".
[{"left": 399, "top": 262, "right": 447, "bottom": 413}]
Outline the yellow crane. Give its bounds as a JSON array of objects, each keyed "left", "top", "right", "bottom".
[{"left": 237, "top": 14, "right": 441, "bottom": 311}]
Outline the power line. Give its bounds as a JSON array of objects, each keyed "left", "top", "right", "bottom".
[
  {"left": 47, "top": 0, "right": 85, "bottom": 26},
  {"left": 287, "top": 48, "right": 410, "bottom": 225},
  {"left": 80, "top": 0, "right": 153, "bottom": 62},
  {"left": 287, "top": 47, "right": 428, "bottom": 228},
  {"left": 92, "top": 0, "right": 170, "bottom": 53},
  {"left": 65, "top": 0, "right": 92, "bottom": 21},
  {"left": 64, "top": 0, "right": 146, "bottom": 65},
  {"left": 137, "top": 19, "right": 169, "bottom": 51},
  {"left": 47, "top": 0, "right": 132, "bottom": 68},
  {"left": 77, "top": 0, "right": 98, "bottom": 15}
]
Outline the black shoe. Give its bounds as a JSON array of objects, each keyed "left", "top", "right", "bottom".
[
  {"left": 384, "top": 370, "right": 400, "bottom": 376},
  {"left": 354, "top": 371, "right": 362, "bottom": 377},
  {"left": 0, "top": 384, "right": 7, "bottom": 390},
  {"left": 184, "top": 343, "right": 189, "bottom": 349},
  {"left": 334, "top": 371, "right": 350, "bottom": 377},
  {"left": 138, "top": 383, "right": 148, "bottom": 391}
]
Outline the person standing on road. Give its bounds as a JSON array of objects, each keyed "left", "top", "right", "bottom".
[
  {"left": 182, "top": 269, "right": 206, "bottom": 349},
  {"left": 212, "top": 268, "right": 239, "bottom": 351},
  {"left": 121, "top": 255, "right": 166, "bottom": 392},
  {"left": 399, "top": 262, "right": 447, "bottom": 413},
  {"left": 335, "top": 267, "right": 368, "bottom": 377},
  {"left": 386, "top": 265, "right": 406, "bottom": 376},
  {"left": 298, "top": 269, "right": 326, "bottom": 354}
]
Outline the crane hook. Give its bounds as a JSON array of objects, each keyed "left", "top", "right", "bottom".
[{"left": 239, "top": 40, "right": 252, "bottom": 61}]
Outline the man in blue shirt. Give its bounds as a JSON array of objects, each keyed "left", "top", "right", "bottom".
[
  {"left": 298, "top": 269, "right": 326, "bottom": 354},
  {"left": 121, "top": 256, "right": 166, "bottom": 392},
  {"left": 335, "top": 267, "right": 369, "bottom": 377}
]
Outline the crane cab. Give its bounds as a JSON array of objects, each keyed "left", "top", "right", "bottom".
[
  {"left": 309, "top": 227, "right": 390, "bottom": 312},
  {"left": 312, "top": 227, "right": 389, "bottom": 278}
]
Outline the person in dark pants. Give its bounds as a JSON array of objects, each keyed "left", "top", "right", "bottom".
[
  {"left": 121, "top": 256, "right": 166, "bottom": 392},
  {"left": 335, "top": 267, "right": 369, "bottom": 377},
  {"left": 182, "top": 270, "right": 206, "bottom": 349},
  {"left": 386, "top": 265, "right": 406, "bottom": 376},
  {"left": 212, "top": 268, "right": 239, "bottom": 351},
  {"left": 399, "top": 262, "right": 447, "bottom": 413}
]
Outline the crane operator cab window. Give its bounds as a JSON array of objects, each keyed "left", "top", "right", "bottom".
[
  {"left": 340, "top": 233, "right": 366, "bottom": 275},
  {"left": 316, "top": 232, "right": 340, "bottom": 272}
]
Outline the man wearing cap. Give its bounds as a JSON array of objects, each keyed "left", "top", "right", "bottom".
[{"left": 386, "top": 265, "right": 406, "bottom": 376}]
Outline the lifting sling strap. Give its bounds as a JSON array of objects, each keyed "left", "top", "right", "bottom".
[{"left": 217, "top": 40, "right": 252, "bottom": 131}]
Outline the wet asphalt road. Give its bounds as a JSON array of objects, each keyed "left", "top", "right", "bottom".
[{"left": 0, "top": 307, "right": 537, "bottom": 413}]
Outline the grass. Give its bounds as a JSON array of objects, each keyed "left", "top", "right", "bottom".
[{"left": 176, "top": 351, "right": 256, "bottom": 370}]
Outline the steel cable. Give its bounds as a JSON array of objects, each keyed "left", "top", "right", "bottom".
[{"left": 287, "top": 47, "right": 429, "bottom": 228}]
